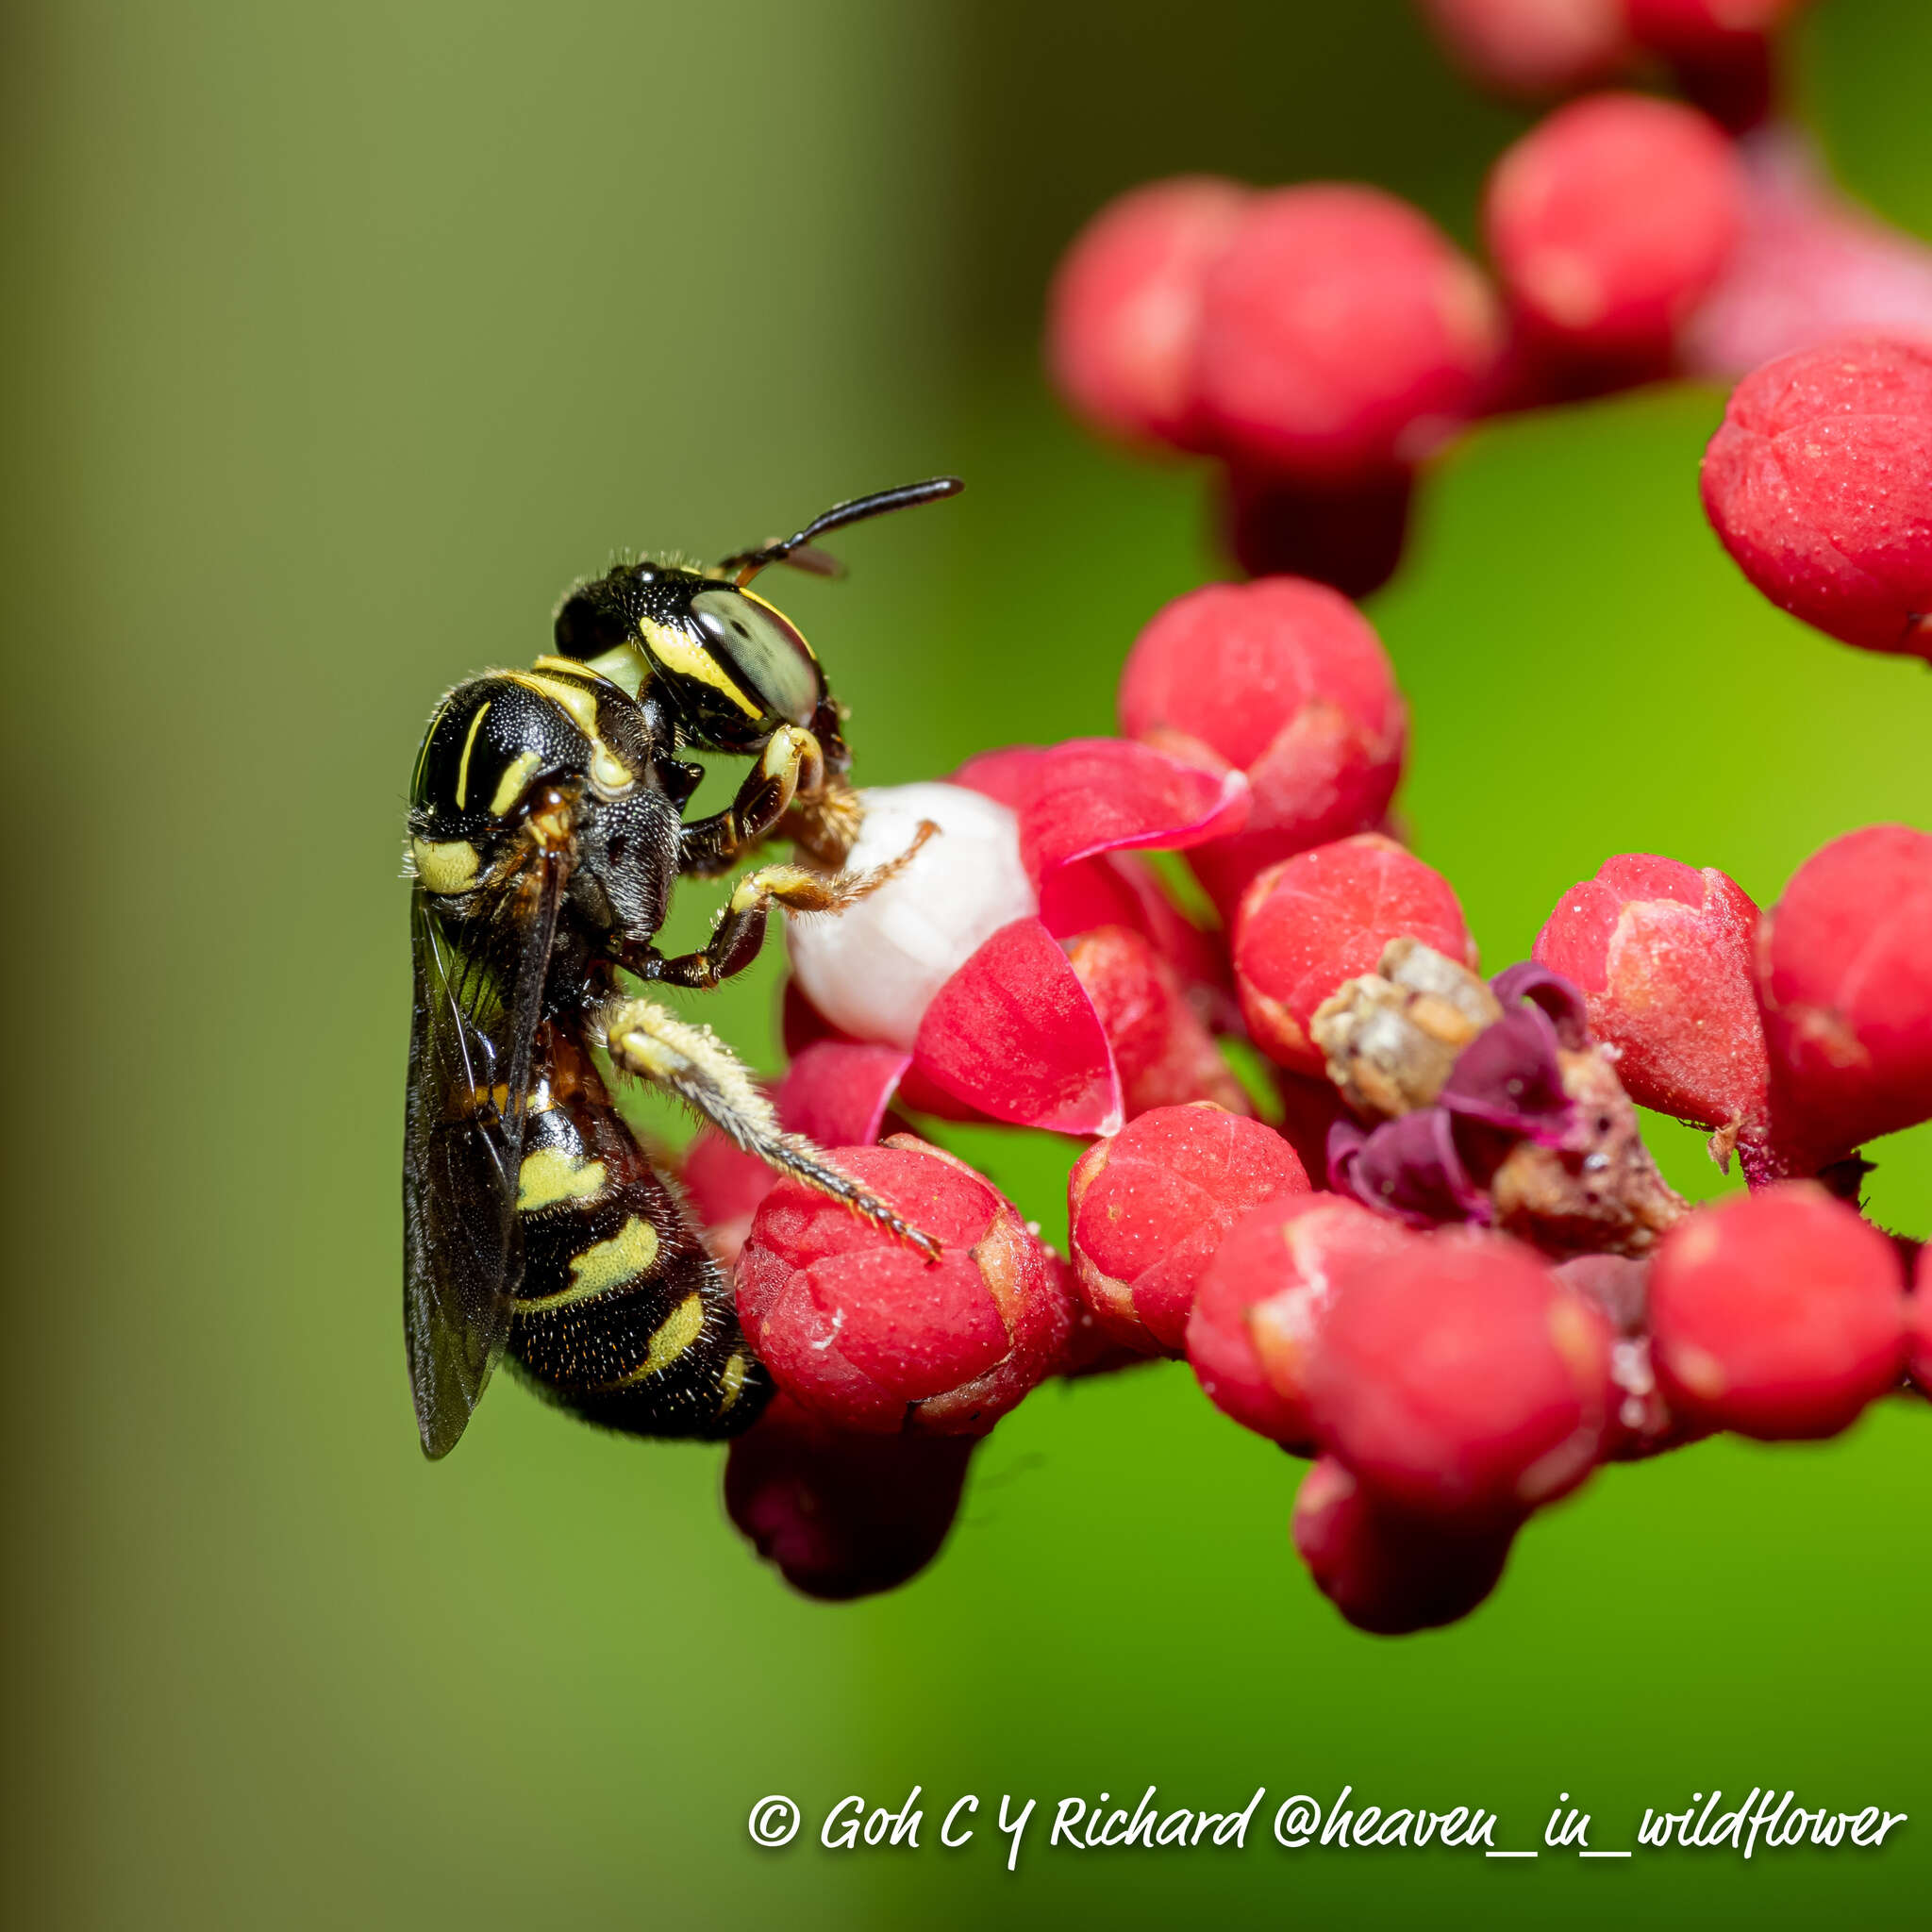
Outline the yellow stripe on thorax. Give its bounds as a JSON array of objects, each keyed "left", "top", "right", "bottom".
[
  {"left": 489, "top": 748, "right": 543, "bottom": 816},
  {"left": 455, "top": 700, "right": 491, "bottom": 810},
  {"left": 507, "top": 666, "right": 637, "bottom": 797}
]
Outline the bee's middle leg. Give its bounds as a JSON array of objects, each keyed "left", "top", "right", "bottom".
[{"left": 637, "top": 824, "right": 935, "bottom": 992}]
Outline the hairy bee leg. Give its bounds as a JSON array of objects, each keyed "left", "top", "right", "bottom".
[
  {"left": 677, "top": 724, "right": 825, "bottom": 879},
  {"left": 639, "top": 822, "right": 936, "bottom": 992},
  {"left": 591, "top": 996, "right": 942, "bottom": 1260}
]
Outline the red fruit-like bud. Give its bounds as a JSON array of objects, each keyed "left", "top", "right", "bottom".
[
  {"left": 1186, "top": 1192, "right": 1413, "bottom": 1449},
  {"left": 1626, "top": 3, "right": 1796, "bottom": 132},
  {"left": 1235, "top": 834, "right": 1476, "bottom": 1076},
  {"left": 1533, "top": 854, "right": 1768, "bottom": 1131},
  {"left": 1649, "top": 1183, "right": 1907, "bottom": 1439},
  {"left": 1418, "top": 0, "right": 1630, "bottom": 98},
  {"left": 736, "top": 1136, "right": 1072, "bottom": 1434},
  {"left": 1624, "top": 0, "right": 1799, "bottom": 58},
  {"left": 1681, "top": 130, "right": 1932, "bottom": 381},
  {"left": 724, "top": 1395, "right": 976, "bottom": 1601},
  {"left": 1306, "top": 1232, "right": 1614, "bottom": 1527},
  {"left": 1215, "top": 464, "right": 1415, "bottom": 600},
  {"left": 1065, "top": 924, "right": 1250, "bottom": 1117},
  {"left": 1910, "top": 1247, "right": 1930, "bottom": 1396},
  {"left": 1291, "top": 1456, "right": 1517, "bottom": 1636},
  {"left": 1192, "top": 185, "right": 1503, "bottom": 483},
  {"left": 1485, "top": 93, "right": 1743, "bottom": 374},
  {"left": 1068, "top": 1104, "right": 1308, "bottom": 1355},
  {"left": 1045, "top": 176, "right": 1251, "bottom": 450},
  {"left": 1701, "top": 338, "right": 1932, "bottom": 659},
  {"left": 1120, "top": 579, "right": 1407, "bottom": 917},
  {"left": 1756, "top": 824, "right": 1932, "bottom": 1157}
]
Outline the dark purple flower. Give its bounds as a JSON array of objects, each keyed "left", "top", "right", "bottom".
[
  {"left": 1441, "top": 1007, "right": 1574, "bottom": 1143},
  {"left": 1328, "top": 1109, "right": 1491, "bottom": 1229},
  {"left": 1491, "top": 960, "right": 1591, "bottom": 1050}
]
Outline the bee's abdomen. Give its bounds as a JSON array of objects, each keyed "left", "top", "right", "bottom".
[{"left": 508, "top": 1031, "right": 771, "bottom": 1440}]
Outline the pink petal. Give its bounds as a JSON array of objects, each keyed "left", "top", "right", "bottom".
[
  {"left": 956, "top": 738, "right": 1250, "bottom": 882},
  {"left": 912, "top": 917, "right": 1124, "bottom": 1136},
  {"left": 1037, "top": 850, "right": 1236, "bottom": 1016},
  {"left": 774, "top": 1041, "right": 911, "bottom": 1148}
]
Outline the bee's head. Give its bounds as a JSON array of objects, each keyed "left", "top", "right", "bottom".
[
  {"left": 550, "top": 479, "right": 959, "bottom": 767},
  {"left": 553, "top": 563, "right": 835, "bottom": 759}
]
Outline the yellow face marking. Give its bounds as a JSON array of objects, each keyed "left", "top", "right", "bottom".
[
  {"left": 489, "top": 748, "right": 543, "bottom": 817},
  {"left": 506, "top": 670, "right": 637, "bottom": 799},
  {"left": 455, "top": 700, "right": 491, "bottom": 810},
  {"left": 515, "top": 1145, "right": 608, "bottom": 1212},
  {"left": 716, "top": 1351, "right": 748, "bottom": 1413},
  {"left": 410, "top": 837, "right": 480, "bottom": 895},
  {"left": 636, "top": 617, "right": 763, "bottom": 721}
]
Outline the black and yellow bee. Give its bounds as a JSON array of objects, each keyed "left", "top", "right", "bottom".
[{"left": 404, "top": 480, "right": 958, "bottom": 1458}]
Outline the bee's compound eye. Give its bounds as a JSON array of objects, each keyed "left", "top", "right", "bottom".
[{"left": 689, "top": 588, "right": 822, "bottom": 727}]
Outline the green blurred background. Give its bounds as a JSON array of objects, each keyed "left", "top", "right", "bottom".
[{"left": 7, "top": 1, "right": 1927, "bottom": 1926}]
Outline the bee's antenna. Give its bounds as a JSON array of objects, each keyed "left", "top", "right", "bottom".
[{"left": 718, "top": 476, "right": 963, "bottom": 586}]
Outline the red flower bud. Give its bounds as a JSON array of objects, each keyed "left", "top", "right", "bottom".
[
  {"left": 1756, "top": 824, "right": 1932, "bottom": 1157},
  {"left": 1291, "top": 1456, "right": 1517, "bottom": 1637},
  {"left": 1700, "top": 337, "right": 1932, "bottom": 659},
  {"left": 1120, "top": 579, "right": 1407, "bottom": 916},
  {"left": 724, "top": 1394, "right": 976, "bottom": 1600},
  {"left": 1186, "top": 1192, "right": 1413, "bottom": 1449},
  {"left": 1418, "top": 0, "right": 1630, "bottom": 99},
  {"left": 1648, "top": 1183, "right": 1907, "bottom": 1440},
  {"left": 1485, "top": 93, "right": 1743, "bottom": 374},
  {"left": 1068, "top": 1104, "right": 1308, "bottom": 1355},
  {"left": 1681, "top": 130, "right": 1932, "bottom": 381},
  {"left": 1192, "top": 185, "right": 1502, "bottom": 482},
  {"left": 1624, "top": 0, "right": 1800, "bottom": 59},
  {"left": 1045, "top": 176, "right": 1250, "bottom": 451},
  {"left": 1910, "top": 1247, "right": 1930, "bottom": 1397},
  {"left": 1234, "top": 834, "right": 1476, "bottom": 1076},
  {"left": 1533, "top": 853, "right": 1768, "bottom": 1130},
  {"left": 1306, "top": 1232, "right": 1615, "bottom": 1527},
  {"left": 736, "top": 1136, "right": 1072, "bottom": 1434},
  {"left": 1064, "top": 924, "right": 1250, "bottom": 1117}
]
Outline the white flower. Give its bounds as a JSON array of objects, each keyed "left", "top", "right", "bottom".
[{"left": 786, "top": 782, "right": 1037, "bottom": 1049}]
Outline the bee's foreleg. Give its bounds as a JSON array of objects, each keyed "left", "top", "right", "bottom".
[
  {"left": 675, "top": 724, "right": 825, "bottom": 878},
  {"left": 591, "top": 994, "right": 941, "bottom": 1260}
]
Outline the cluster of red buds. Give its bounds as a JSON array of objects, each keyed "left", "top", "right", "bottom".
[
  {"left": 1045, "top": 0, "right": 1932, "bottom": 619},
  {"left": 682, "top": 13, "right": 1931, "bottom": 1628}
]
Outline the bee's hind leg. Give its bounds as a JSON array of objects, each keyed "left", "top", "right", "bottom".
[{"left": 591, "top": 994, "right": 941, "bottom": 1260}]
